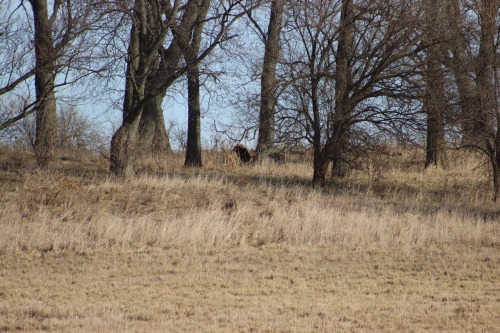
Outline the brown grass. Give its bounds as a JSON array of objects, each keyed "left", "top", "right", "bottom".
[{"left": 0, "top": 147, "right": 499, "bottom": 331}]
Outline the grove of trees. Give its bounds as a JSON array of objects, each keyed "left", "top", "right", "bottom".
[{"left": 0, "top": 0, "right": 499, "bottom": 198}]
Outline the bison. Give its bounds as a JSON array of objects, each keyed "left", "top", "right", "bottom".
[{"left": 233, "top": 144, "right": 257, "bottom": 163}]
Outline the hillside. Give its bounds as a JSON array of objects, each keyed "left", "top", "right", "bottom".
[{"left": 0, "top": 148, "right": 499, "bottom": 331}]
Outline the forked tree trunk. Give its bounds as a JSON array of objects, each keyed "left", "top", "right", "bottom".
[
  {"left": 256, "top": 0, "right": 284, "bottom": 152},
  {"left": 110, "top": 0, "right": 147, "bottom": 177},
  {"left": 110, "top": 0, "right": 197, "bottom": 176},
  {"left": 29, "top": 0, "right": 57, "bottom": 168},
  {"left": 184, "top": 65, "right": 203, "bottom": 167}
]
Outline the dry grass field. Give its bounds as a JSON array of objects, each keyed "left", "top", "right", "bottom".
[{"left": 0, "top": 147, "right": 499, "bottom": 332}]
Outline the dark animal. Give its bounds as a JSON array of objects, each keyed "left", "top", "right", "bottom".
[
  {"left": 233, "top": 144, "right": 256, "bottom": 163},
  {"left": 267, "top": 151, "right": 285, "bottom": 164}
]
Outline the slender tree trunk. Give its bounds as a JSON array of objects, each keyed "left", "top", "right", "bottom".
[
  {"left": 331, "top": 0, "right": 354, "bottom": 178},
  {"left": 138, "top": 92, "right": 173, "bottom": 156},
  {"left": 29, "top": 0, "right": 57, "bottom": 168},
  {"left": 424, "top": 0, "right": 447, "bottom": 168},
  {"left": 184, "top": 65, "right": 203, "bottom": 167},
  {"left": 476, "top": 0, "right": 496, "bottom": 140},
  {"left": 256, "top": 0, "right": 284, "bottom": 152},
  {"left": 183, "top": 0, "right": 209, "bottom": 167},
  {"left": 493, "top": 125, "right": 500, "bottom": 202}
]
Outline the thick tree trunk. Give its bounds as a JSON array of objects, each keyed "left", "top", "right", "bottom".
[
  {"left": 424, "top": 0, "right": 447, "bottom": 168},
  {"left": 256, "top": 0, "right": 284, "bottom": 152},
  {"left": 453, "top": 70, "right": 481, "bottom": 147},
  {"left": 184, "top": 65, "right": 203, "bottom": 167},
  {"left": 109, "top": 0, "right": 146, "bottom": 177},
  {"left": 29, "top": 0, "right": 57, "bottom": 168},
  {"left": 331, "top": 137, "right": 349, "bottom": 178},
  {"left": 110, "top": 117, "right": 142, "bottom": 178},
  {"left": 138, "top": 92, "right": 173, "bottom": 157},
  {"left": 312, "top": 147, "right": 329, "bottom": 187},
  {"left": 331, "top": 0, "right": 354, "bottom": 178},
  {"left": 425, "top": 108, "right": 447, "bottom": 168}
]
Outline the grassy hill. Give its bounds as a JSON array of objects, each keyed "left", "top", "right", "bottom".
[{"left": 0, "top": 147, "right": 498, "bottom": 331}]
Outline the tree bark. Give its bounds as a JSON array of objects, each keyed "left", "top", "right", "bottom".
[
  {"left": 29, "top": 0, "right": 57, "bottom": 168},
  {"left": 331, "top": 0, "right": 354, "bottom": 178},
  {"left": 184, "top": 65, "right": 203, "bottom": 167},
  {"left": 312, "top": 154, "right": 329, "bottom": 187},
  {"left": 423, "top": 0, "right": 447, "bottom": 168},
  {"left": 445, "top": 0, "right": 488, "bottom": 147},
  {"left": 478, "top": 0, "right": 499, "bottom": 200},
  {"left": 183, "top": 0, "right": 209, "bottom": 168},
  {"left": 256, "top": 0, "right": 284, "bottom": 152},
  {"left": 476, "top": 0, "right": 496, "bottom": 140},
  {"left": 110, "top": 0, "right": 149, "bottom": 177},
  {"left": 138, "top": 92, "right": 173, "bottom": 157}
]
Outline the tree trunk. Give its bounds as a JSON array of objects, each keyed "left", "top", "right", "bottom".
[
  {"left": 183, "top": 0, "right": 209, "bottom": 168},
  {"left": 138, "top": 92, "right": 173, "bottom": 157},
  {"left": 29, "top": 0, "right": 57, "bottom": 168},
  {"left": 312, "top": 147, "right": 329, "bottom": 187},
  {"left": 110, "top": 0, "right": 147, "bottom": 177},
  {"left": 110, "top": 117, "right": 142, "bottom": 178},
  {"left": 256, "top": 0, "right": 284, "bottom": 152},
  {"left": 479, "top": 0, "right": 499, "bottom": 201},
  {"left": 488, "top": 142, "right": 500, "bottom": 202},
  {"left": 331, "top": 0, "right": 354, "bottom": 178},
  {"left": 331, "top": 138, "right": 349, "bottom": 178},
  {"left": 424, "top": 0, "right": 447, "bottom": 168},
  {"left": 184, "top": 65, "right": 203, "bottom": 167},
  {"left": 446, "top": 0, "right": 489, "bottom": 147},
  {"left": 476, "top": 0, "right": 496, "bottom": 140}
]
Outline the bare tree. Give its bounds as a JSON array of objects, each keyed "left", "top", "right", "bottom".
[
  {"left": 110, "top": 0, "right": 255, "bottom": 177},
  {"left": 442, "top": 0, "right": 499, "bottom": 200},
  {"left": 422, "top": 0, "right": 447, "bottom": 168},
  {"left": 330, "top": 0, "right": 355, "bottom": 178},
  {"left": 28, "top": 0, "right": 58, "bottom": 167},
  {"left": 184, "top": 0, "right": 210, "bottom": 167},
  {"left": 253, "top": 0, "right": 285, "bottom": 152},
  {"left": 478, "top": 0, "right": 500, "bottom": 200},
  {"left": 1, "top": 0, "right": 115, "bottom": 166},
  {"left": 278, "top": 0, "right": 424, "bottom": 185}
]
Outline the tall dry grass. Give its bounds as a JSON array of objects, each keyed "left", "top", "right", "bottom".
[{"left": 0, "top": 146, "right": 498, "bottom": 255}]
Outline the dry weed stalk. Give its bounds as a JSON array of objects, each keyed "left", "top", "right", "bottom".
[{"left": 223, "top": 151, "right": 239, "bottom": 171}]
